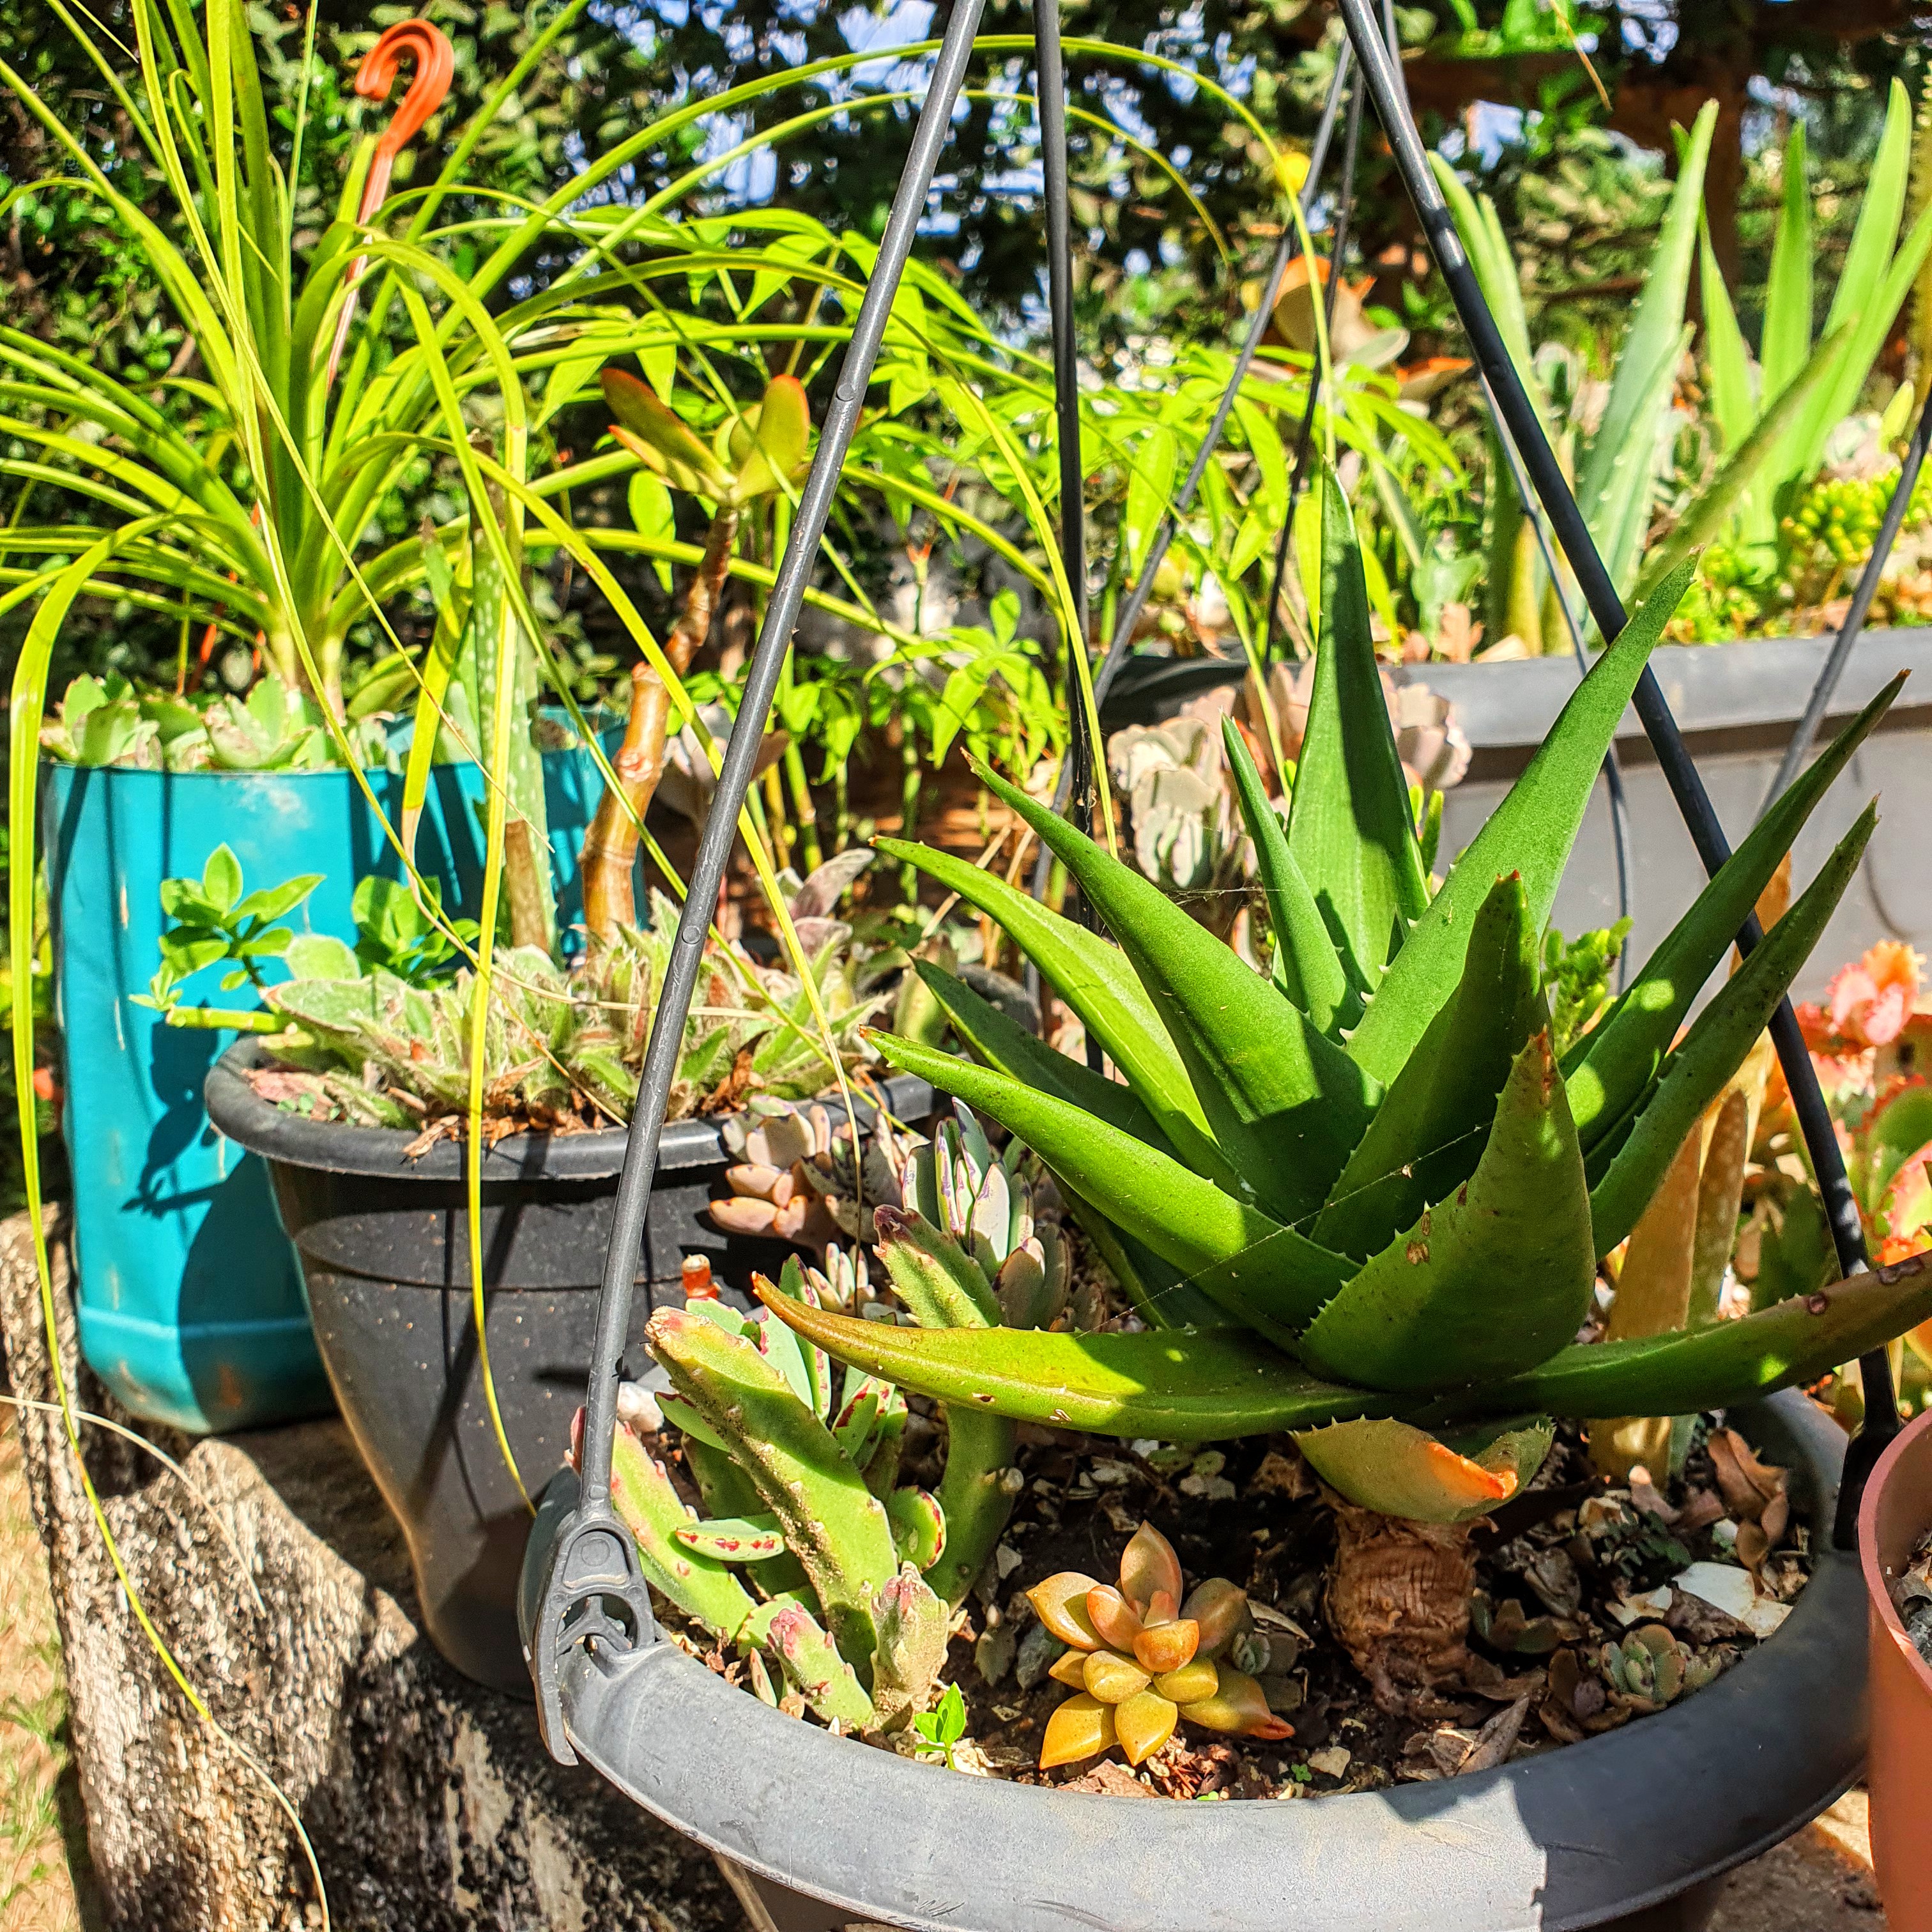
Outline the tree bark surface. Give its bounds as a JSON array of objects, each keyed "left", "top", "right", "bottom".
[{"left": 0, "top": 1209, "right": 735, "bottom": 1932}]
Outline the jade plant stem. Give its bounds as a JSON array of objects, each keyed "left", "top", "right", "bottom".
[{"left": 579, "top": 507, "right": 739, "bottom": 943}]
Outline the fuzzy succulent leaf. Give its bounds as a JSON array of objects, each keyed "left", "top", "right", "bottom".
[
  {"left": 749, "top": 1602, "right": 876, "bottom": 1727},
  {"left": 868, "top": 1564, "right": 952, "bottom": 1733},
  {"left": 647, "top": 1305, "right": 898, "bottom": 1675},
  {"left": 1314, "top": 871, "right": 1545, "bottom": 1261},
  {"left": 1286, "top": 471, "right": 1432, "bottom": 987},
  {"left": 970, "top": 756, "right": 1379, "bottom": 1228},
  {"left": 1222, "top": 716, "right": 1358, "bottom": 1035},
  {"left": 1345, "top": 560, "right": 1692, "bottom": 1086},
  {"left": 874, "top": 837, "right": 1233, "bottom": 1187},
  {"left": 873, "top": 1204, "right": 1002, "bottom": 1328},
  {"left": 608, "top": 1424, "right": 762, "bottom": 1642},
  {"left": 1565, "top": 677, "right": 1901, "bottom": 1144},
  {"left": 1295, "top": 1416, "right": 1554, "bottom": 1522},
  {"left": 1300, "top": 1031, "right": 1593, "bottom": 1393},
  {"left": 1588, "top": 804, "right": 1876, "bottom": 1254},
  {"left": 755, "top": 1282, "right": 1381, "bottom": 1441}
]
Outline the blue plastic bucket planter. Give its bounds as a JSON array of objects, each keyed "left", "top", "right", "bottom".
[{"left": 43, "top": 740, "right": 613, "bottom": 1434}]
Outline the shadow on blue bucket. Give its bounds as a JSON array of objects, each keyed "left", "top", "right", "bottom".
[{"left": 43, "top": 730, "right": 617, "bottom": 1434}]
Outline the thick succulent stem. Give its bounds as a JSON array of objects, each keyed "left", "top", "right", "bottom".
[
  {"left": 502, "top": 820, "right": 552, "bottom": 952},
  {"left": 577, "top": 505, "right": 738, "bottom": 944},
  {"left": 928, "top": 1406, "right": 1018, "bottom": 1609},
  {"left": 578, "top": 666, "right": 672, "bottom": 944},
  {"left": 1324, "top": 1501, "right": 1477, "bottom": 1716}
]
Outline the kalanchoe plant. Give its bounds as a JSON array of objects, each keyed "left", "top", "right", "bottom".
[
  {"left": 1029, "top": 1522, "right": 1293, "bottom": 1770},
  {"left": 756, "top": 471, "right": 1932, "bottom": 1699}
]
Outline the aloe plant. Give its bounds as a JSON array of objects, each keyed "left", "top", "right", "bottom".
[{"left": 756, "top": 471, "right": 1932, "bottom": 1532}]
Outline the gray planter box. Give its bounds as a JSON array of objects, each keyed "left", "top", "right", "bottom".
[{"left": 1407, "top": 627, "right": 1932, "bottom": 1004}]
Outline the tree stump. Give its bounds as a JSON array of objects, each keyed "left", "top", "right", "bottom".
[{"left": 0, "top": 1210, "right": 737, "bottom": 1932}]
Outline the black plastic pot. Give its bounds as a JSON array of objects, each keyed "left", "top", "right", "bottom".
[
  {"left": 206, "top": 1041, "right": 933, "bottom": 1695},
  {"left": 523, "top": 1390, "right": 1859, "bottom": 1932}
]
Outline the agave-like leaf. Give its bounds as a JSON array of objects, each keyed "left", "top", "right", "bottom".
[
  {"left": 1300, "top": 1032, "right": 1594, "bottom": 1392},
  {"left": 1565, "top": 678, "right": 1901, "bottom": 1144},
  {"left": 871, "top": 1031, "right": 1351, "bottom": 1345},
  {"left": 1588, "top": 802, "right": 1876, "bottom": 1255},
  {"left": 970, "top": 758, "right": 1379, "bottom": 1228},
  {"left": 1222, "top": 716, "right": 1358, "bottom": 1036},
  {"left": 914, "top": 960, "right": 1173, "bottom": 1154},
  {"left": 1459, "top": 1250, "right": 1932, "bottom": 1420},
  {"left": 1286, "top": 470, "right": 1431, "bottom": 987},
  {"left": 1058, "top": 1191, "right": 1230, "bottom": 1331},
  {"left": 1313, "top": 871, "right": 1545, "bottom": 1261},
  {"left": 1346, "top": 560, "right": 1692, "bottom": 1086},
  {"left": 875, "top": 837, "right": 1231, "bottom": 1186},
  {"left": 1295, "top": 1416, "right": 1554, "bottom": 1522},
  {"left": 755, "top": 1282, "right": 1382, "bottom": 1441}
]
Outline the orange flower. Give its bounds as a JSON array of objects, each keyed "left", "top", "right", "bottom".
[{"left": 1825, "top": 942, "right": 1924, "bottom": 1049}]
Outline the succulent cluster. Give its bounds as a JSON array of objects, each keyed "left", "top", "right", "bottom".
[
  {"left": 1779, "top": 464, "right": 1932, "bottom": 604},
  {"left": 595, "top": 1105, "right": 1083, "bottom": 1731},
  {"left": 42, "top": 671, "right": 388, "bottom": 772},
  {"left": 253, "top": 885, "right": 880, "bottom": 1133},
  {"left": 760, "top": 475, "right": 1932, "bottom": 1526},
  {"left": 1597, "top": 1624, "right": 1724, "bottom": 1712},
  {"left": 1029, "top": 1523, "right": 1292, "bottom": 1769}
]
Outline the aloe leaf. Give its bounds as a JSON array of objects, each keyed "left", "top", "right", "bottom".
[
  {"left": 1295, "top": 1415, "right": 1554, "bottom": 1523},
  {"left": 1314, "top": 872, "right": 1545, "bottom": 1261},
  {"left": 755, "top": 1284, "right": 1383, "bottom": 1442},
  {"left": 968, "top": 758, "right": 1379, "bottom": 1229},
  {"left": 871, "top": 1031, "right": 1351, "bottom": 1346},
  {"left": 1285, "top": 470, "right": 1431, "bottom": 986},
  {"left": 1459, "top": 1252, "right": 1932, "bottom": 1421},
  {"left": 1059, "top": 1192, "right": 1230, "bottom": 1331},
  {"left": 875, "top": 837, "right": 1229, "bottom": 1186},
  {"left": 1575, "top": 104, "right": 1714, "bottom": 542},
  {"left": 1347, "top": 562, "right": 1691, "bottom": 1087},
  {"left": 1589, "top": 802, "right": 1878, "bottom": 1255},
  {"left": 647, "top": 1305, "right": 899, "bottom": 1675},
  {"left": 914, "top": 960, "right": 1174, "bottom": 1154},
  {"left": 1633, "top": 325, "right": 1847, "bottom": 600},
  {"left": 1222, "top": 716, "right": 1358, "bottom": 1034},
  {"left": 1301, "top": 1032, "right": 1594, "bottom": 1392},
  {"left": 1759, "top": 119, "right": 1813, "bottom": 410},
  {"left": 1696, "top": 221, "right": 1754, "bottom": 456},
  {"left": 1568, "top": 677, "right": 1901, "bottom": 1144}
]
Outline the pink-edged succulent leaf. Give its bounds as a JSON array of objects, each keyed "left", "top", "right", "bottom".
[{"left": 601, "top": 367, "right": 730, "bottom": 496}]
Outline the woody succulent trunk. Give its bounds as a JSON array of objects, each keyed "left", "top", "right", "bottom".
[
  {"left": 762, "top": 470, "right": 1932, "bottom": 1710},
  {"left": 579, "top": 369, "right": 811, "bottom": 944}
]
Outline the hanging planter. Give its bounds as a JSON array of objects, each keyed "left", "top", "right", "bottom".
[
  {"left": 1859, "top": 1401, "right": 1932, "bottom": 1931},
  {"left": 205, "top": 1040, "right": 933, "bottom": 1692},
  {"left": 525, "top": 1390, "right": 1858, "bottom": 1932}
]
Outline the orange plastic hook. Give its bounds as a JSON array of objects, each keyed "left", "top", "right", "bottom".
[{"left": 353, "top": 21, "right": 455, "bottom": 220}]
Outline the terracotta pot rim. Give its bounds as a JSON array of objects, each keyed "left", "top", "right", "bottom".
[{"left": 1858, "top": 1402, "right": 1932, "bottom": 1698}]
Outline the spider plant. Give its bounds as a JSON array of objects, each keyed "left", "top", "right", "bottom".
[{"left": 758, "top": 470, "right": 1932, "bottom": 1691}]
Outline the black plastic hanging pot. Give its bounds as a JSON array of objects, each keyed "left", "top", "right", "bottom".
[
  {"left": 205, "top": 1039, "right": 932, "bottom": 1693},
  {"left": 521, "top": 1390, "right": 1860, "bottom": 1932}
]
